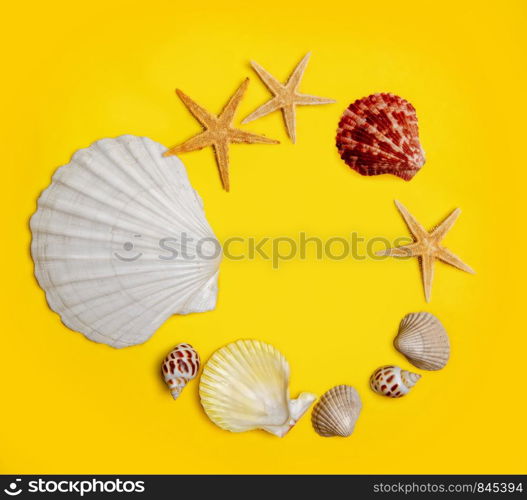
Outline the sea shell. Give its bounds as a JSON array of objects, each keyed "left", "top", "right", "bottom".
[
  {"left": 162, "top": 343, "right": 200, "bottom": 399},
  {"left": 370, "top": 365, "right": 421, "bottom": 398},
  {"left": 311, "top": 385, "right": 362, "bottom": 437},
  {"left": 336, "top": 93, "right": 425, "bottom": 180},
  {"left": 30, "top": 135, "right": 221, "bottom": 348},
  {"left": 199, "top": 339, "right": 316, "bottom": 437},
  {"left": 395, "top": 312, "right": 450, "bottom": 370}
]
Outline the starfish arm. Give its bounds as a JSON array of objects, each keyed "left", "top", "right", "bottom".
[
  {"left": 176, "top": 89, "right": 216, "bottom": 128},
  {"left": 376, "top": 243, "right": 421, "bottom": 258},
  {"left": 431, "top": 208, "right": 461, "bottom": 241},
  {"left": 436, "top": 247, "right": 476, "bottom": 274},
  {"left": 287, "top": 52, "right": 311, "bottom": 91},
  {"left": 281, "top": 105, "right": 297, "bottom": 143},
  {"left": 220, "top": 78, "right": 250, "bottom": 125},
  {"left": 420, "top": 253, "right": 435, "bottom": 302},
  {"left": 163, "top": 131, "right": 213, "bottom": 156},
  {"left": 295, "top": 92, "right": 336, "bottom": 106},
  {"left": 241, "top": 97, "right": 282, "bottom": 124},
  {"left": 394, "top": 200, "right": 429, "bottom": 240},
  {"left": 229, "top": 128, "right": 279, "bottom": 145},
  {"left": 212, "top": 141, "right": 231, "bottom": 192},
  {"left": 250, "top": 61, "right": 283, "bottom": 95}
]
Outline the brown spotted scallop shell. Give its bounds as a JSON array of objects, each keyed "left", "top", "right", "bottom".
[{"left": 336, "top": 93, "right": 425, "bottom": 180}]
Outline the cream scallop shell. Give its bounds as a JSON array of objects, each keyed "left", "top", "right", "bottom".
[
  {"left": 30, "top": 135, "right": 221, "bottom": 348},
  {"left": 394, "top": 312, "right": 450, "bottom": 370},
  {"left": 311, "top": 385, "right": 362, "bottom": 437},
  {"left": 199, "top": 339, "right": 316, "bottom": 437}
]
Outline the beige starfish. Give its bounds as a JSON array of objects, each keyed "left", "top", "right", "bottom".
[
  {"left": 164, "top": 78, "right": 279, "bottom": 191},
  {"left": 376, "top": 200, "right": 475, "bottom": 302},
  {"left": 241, "top": 53, "right": 335, "bottom": 143}
]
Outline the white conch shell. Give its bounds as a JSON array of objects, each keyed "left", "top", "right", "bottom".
[
  {"left": 311, "top": 385, "right": 362, "bottom": 437},
  {"left": 30, "top": 135, "right": 221, "bottom": 348},
  {"left": 199, "top": 339, "right": 316, "bottom": 437},
  {"left": 162, "top": 343, "right": 200, "bottom": 399},
  {"left": 394, "top": 312, "right": 450, "bottom": 370},
  {"left": 370, "top": 365, "right": 421, "bottom": 398}
]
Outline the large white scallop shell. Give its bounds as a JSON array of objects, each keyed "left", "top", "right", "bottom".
[
  {"left": 311, "top": 385, "right": 362, "bottom": 437},
  {"left": 394, "top": 312, "right": 450, "bottom": 370},
  {"left": 30, "top": 135, "right": 221, "bottom": 348},
  {"left": 199, "top": 339, "right": 316, "bottom": 437}
]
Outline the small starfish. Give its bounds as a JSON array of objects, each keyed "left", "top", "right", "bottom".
[
  {"left": 164, "top": 78, "right": 279, "bottom": 191},
  {"left": 376, "top": 200, "right": 475, "bottom": 302},
  {"left": 241, "top": 52, "right": 335, "bottom": 143}
]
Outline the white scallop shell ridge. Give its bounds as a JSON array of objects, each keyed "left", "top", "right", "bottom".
[{"left": 30, "top": 135, "right": 221, "bottom": 348}]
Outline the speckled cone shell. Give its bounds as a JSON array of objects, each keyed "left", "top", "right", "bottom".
[
  {"left": 395, "top": 312, "right": 450, "bottom": 370},
  {"left": 162, "top": 343, "right": 200, "bottom": 399},
  {"left": 336, "top": 93, "right": 425, "bottom": 180},
  {"left": 199, "top": 339, "right": 316, "bottom": 437},
  {"left": 30, "top": 135, "right": 221, "bottom": 348},
  {"left": 370, "top": 365, "right": 421, "bottom": 398},
  {"left": 311, "top": 385, "right": 362, "bottom": 437}
]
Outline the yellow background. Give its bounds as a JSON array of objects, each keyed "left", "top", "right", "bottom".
[{"left": 1, "top": 0, "right": 526, "bottom": 474}]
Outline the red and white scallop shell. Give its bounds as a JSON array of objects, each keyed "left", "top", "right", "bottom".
[
  {"left": 369, "top": 365, "right": 421, "bottom": 398},
  {"left": 336, "top": 93, "right": 425, "bottom": 181},
  {"left": 161, "top": 343, "right": 200, "bottom": 400}
]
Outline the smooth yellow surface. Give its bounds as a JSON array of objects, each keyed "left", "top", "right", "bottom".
[{"left": 1, "top": 0, "right": 526, "bottom": 474}]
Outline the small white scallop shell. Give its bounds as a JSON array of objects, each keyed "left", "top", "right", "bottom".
[
  {"left": 162, "top": 343, "right": 200, "bottom": 400},
  {"left": 30, "top": 135, "right": 221, "bottom": 348},
  {"left": 199, "top": 339, "right": 316, "bottom": 437},
  {"left": 370, "top": 365, "right": 421, "bottom": 398},
  {"left": 311, "top": 385, "right": 362, "bottom": 437},
  {"left": 395, "top": 312, "right": 450, "bottom": 370}
]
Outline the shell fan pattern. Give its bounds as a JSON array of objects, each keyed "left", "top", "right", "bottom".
[
  {"left": 311, "top": 385, "right": 362, "bottom": 438},
  {"left": 199, "top": 339, "right": 316, "bottom": 437},
  {"left": 394, "top": 312, "right": 450, "bottom": 370},
  {"left": 30, "top": 135, "right": 221, "bottom": 348},
  {"left": 336, "top": 93, "right": 425, "bottom": 181}
]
